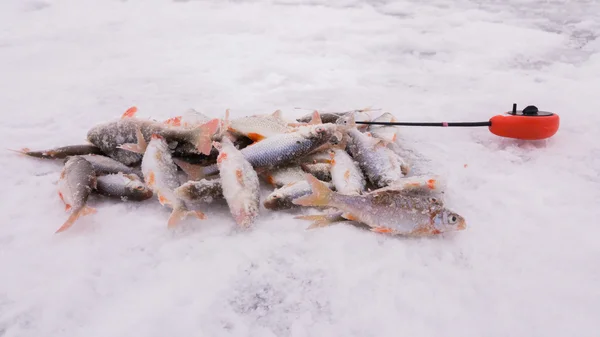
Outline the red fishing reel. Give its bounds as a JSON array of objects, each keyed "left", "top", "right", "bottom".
[{"left": 488, "top": 104, "right": 559, "bottom": 140}]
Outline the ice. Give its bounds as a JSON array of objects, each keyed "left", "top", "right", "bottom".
[{"left": 1, "top": 0, "right": 599, "bottom": 336}]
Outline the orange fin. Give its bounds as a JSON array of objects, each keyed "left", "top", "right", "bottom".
[
  {"left": 343, "top": 169, "right": 350, "bottom": 182},
  {"left": 295, "top": 214, "right": 338, "bottom": 229},
  {"left": 271, "top": 109, "right": 283, "bottom": 119},
  {"left": 146, "top": 170, "right": 156, "bottom": 187},
  {"left": 236, "top": 169, "right": 245, "bottom": 186},
  {"left": 194, "top": 118, "right": 220, "bottom": 156},
  {"left": 117, "top": 128, "right": 147, "bottom": 154},
  {"left": 247, "top": 133, "right": 265, "bottom": 142},
  {"left": 173, "top": 158, "right": 205, "bottom": 181},
  {"left": 164, "top": 116, "right": 182, "bottom": 127},
  {"left": 121, "top": 106, "right": 138, "bottom": 119},
  {"left": 64, "top": 204, "right": 71, "bottom": 212},
  {"left": 167, "top": 208, "right": 207, "bottom": 228},
  {"left": 157, "top": 193, "right": 171, "bottom": 206},
  {"left": 309, "top": 110, "right": 322, "bottom": 125},
  {"left": 292, "top": 174, "right": 333, "bottom": 207},
  {"left": 341, "top": 212, "right": 359, "bottom": 221},
  {"left": 55, "top": 206, "right": 96, "bottom": 233},
  {"left": 371, "top": 226, "right": 394, "bottom": 234}
]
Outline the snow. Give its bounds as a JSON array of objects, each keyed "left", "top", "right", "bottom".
[{"left": 1, "top": 0, "right": 599, "bottom": 336}]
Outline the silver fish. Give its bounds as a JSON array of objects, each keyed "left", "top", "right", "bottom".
[
  {"left": 197, "top": 123, "right": 341, "bottom": 177},
  {"left": 142, "top": 134, "right": 206, "bottom": 228},
  {"left": 228, "top": 110, "right": 290, "bottom": 142},
  {"left": 95, "top": 173, "right": 153, "bottom": 201},
  {"left": 330, "top": 148, "right": 366, "bottom": 195},
  {"left": 338, "top": 116, "right": 408, "bottom": 188},
  {"left": 293, "top": 175, "right": 466, "bottom": 236},
  {"left": 87, "top": 106, "right": 220, "bottom": 165},
  {"left": 214, "top": 137, "right": 261, "bottom": 228},
  {"left": 75, "top": 154, "right": 143, "bottom": 178},
  {"left": 174, "top": 179, "right": 223, "bottom": 204},
  {"left": 263, "top": 179, "right": 334, "bottom": 210},
  {"left": 56, "top": 156, "right": 97, "bottom": 233},
  {"left": 367, "top": 112, "right": 400, "bottom": 143},
  {"left": 12, "top": 144, "right": 103, "bottom": 159}
]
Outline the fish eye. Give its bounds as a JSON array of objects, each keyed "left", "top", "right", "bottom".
[
  {"left": 134, "top": 185, "right": 145, "bottom": 191},
  {"left": 429, "top": 197, "right": 438, "bottom": 203},
  {"left": 448, "top": 214, "right": 458, "bottom": 224}
]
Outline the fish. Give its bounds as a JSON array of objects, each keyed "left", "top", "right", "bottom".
[
  {"left": 292, "top": 175, "right": 466, "bottom": 236},
  {"left": 11, "top": 144, "right": 103, "bottom": 159},
  {"left": 263, "top": 179, "right": 335, "bottom": 210},
  {"left": 174, "top": 179, "right": 224, "bottom": 204},
  {"left": 187, "top": 122, "right": 342, "bottom": 178},
  {"left": 73, "top": 154, "right": 143, "bottom": 178},
  {"left": 301, "top": 162, "right": 332, "bottom": 182},
  {"left": 227, "top": 110, "right": 290, "bottom": 142},
  {"left": 386, "top": 175, "right": 446, "bottom": 196},
  {"left": 367, "top": 112, "right": 400, "bottom": 143},
  {"left": 295, "top": 108, "right": 375, "bottom": 130},
  {"left": 55, "top": 156, "right": 98, "bottom": 233},
  {"left": 141, "top": 134, "right": 206, "bottom": 227},
  {"left": 262, "top": 165, "right": 306, "bottom": 188},
  {"left": 329, "top": 148, "right": 366, "bottom": 195},
  {"left": 338, "top": 115, "right": 408, "bottom": 188},
  {"left": 95, "top": 173, "right": 153, "bottom": 201},
  {"left": 214, "top": 137, "right": 261, "bottom": 228},
  {"left": 86, "top": 106, "right": 220, "bottom": 166},
  {"left": 163, "top": 108, "right": 213, "bottom": 128}
]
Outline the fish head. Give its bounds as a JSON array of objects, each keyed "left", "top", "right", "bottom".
[
  {"left": 431, "top": 209, "right": 467, "bottom": 233},
  {"left": 264, "top": 192, "right": 290, "bottom": 210},
  {"left": 335, "top": 114, "right": 356, "bottom": 129},
  {"left": 123, "top": 174, "right": 154, "bottom": 201}
]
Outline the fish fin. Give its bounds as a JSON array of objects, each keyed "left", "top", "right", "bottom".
[
  {"left": 55, "top": 206, "right": 96, "bottom": 233},
  {"left": 216, "top": 151, "right": 228, "bottom": 164},
  {"left": 121, "top": 106, "right": 138, "bottom": 119},
  {"left": 173, "top": 158, "right": 205, "bottom": 181},
  {"left": 164, "top": 116, "right": 182, "bottom": 127},
  {"left": 292, "top": 174, "right": 333, "bottom": 207},
  {"left": 117, "top": 128, "right": 147, "bottom": 154},
  {"left": 308, "top": 110, "right": 322, "bottom": 125},
  {"left": 271, "top": 109, "right": 283, "bottom": 119},
  {"left": 64, "top": 204, "right": 71, "bottom": 212},
  {"left": 247, "top": 133, "right": 266, "bottom": 142},
  {"left": 295, "top": 214, "right": 336, "bottom": 229},
  {"left": 343, "top": 169, "right": 351, "bottom": 182},
  {"left": 341, "top": 212, "right": 359, "bottom": 221},
  {"left": 236, "top": 169, "right": 245, "bottom": 186},
  {"left": 192, "top": 118, "right": 220, "bottom": 156},
  {"left": 167, "top": 208, "right": 206, "bottom": 228},
  {"left": 157, "top": 193, "right": 172, "bottom": 206},
  {"left": 146, "top": 170, "right": 156, "bottom": 187},
  {"left": 370, "top": 226, "right": 394, "bottom": 234}
]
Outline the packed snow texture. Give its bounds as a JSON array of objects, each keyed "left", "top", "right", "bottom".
[{"left": 1, "top": 0, "right": 599, "bottom": 336}]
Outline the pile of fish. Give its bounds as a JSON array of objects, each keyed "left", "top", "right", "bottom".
[{"left": 14, "top": 106, "right": 467, "bottom": 236}]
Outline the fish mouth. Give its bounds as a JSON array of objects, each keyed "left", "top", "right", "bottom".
[{"left": 457, "top": 219, "right": 467, "bottom": 231}]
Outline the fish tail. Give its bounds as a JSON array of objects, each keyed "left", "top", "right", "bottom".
[
  {"left": 292, "top": 174, "right": 333, "bottom": 207},
  {"left": 191, "top": 118, "right": 220, "bottom": 155},
  {"left": 173, "top": 158, "right": 205, "bottom": 181},
  {"left": 167, "top": 206, "right": 207, "bottom": 228},
  {"left": 8, "top": 147, "right": 55, "bottom": 159},
  {"left": 55, "top": 206, "right": 97, "bottom": 233}
]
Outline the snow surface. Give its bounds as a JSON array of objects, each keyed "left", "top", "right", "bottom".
[{"left": 1, "top": 0, "right": 600, "bottom": 336}]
